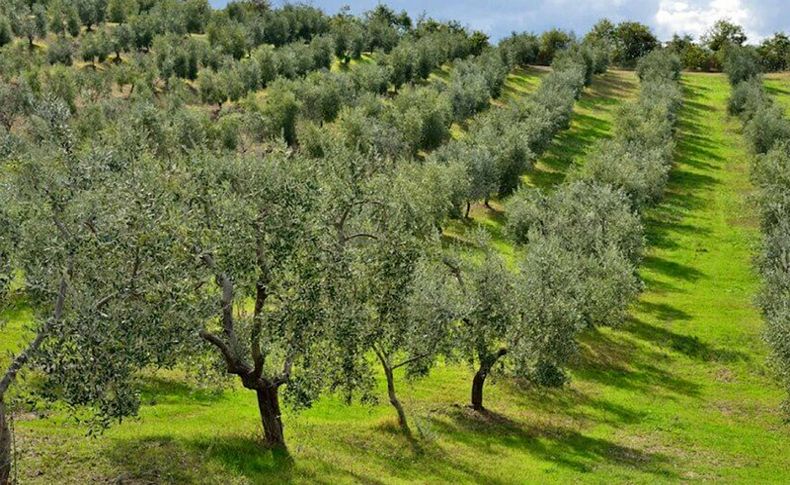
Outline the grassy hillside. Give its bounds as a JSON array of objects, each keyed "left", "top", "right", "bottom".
[{"left": 3, "top": 71, "right": 789, "bottom": 484}]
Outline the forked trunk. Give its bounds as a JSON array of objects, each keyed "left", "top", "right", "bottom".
[
  {"left": 383, "top": 365, "right": 410, "bottom": 434},
  {"left": 0, "top": 399, "right": 11, "bottom": 485},
  {"left": 255, "top": 384, "right": 286, "bottom": 450}
]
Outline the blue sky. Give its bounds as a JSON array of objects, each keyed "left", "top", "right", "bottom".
[{"left": 209, "top": 0, "right": 789, "bottom": 43}]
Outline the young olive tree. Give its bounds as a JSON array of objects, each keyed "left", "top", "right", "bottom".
[
  {"left": 11, "top": 2, "right": 48, "bottom": 49},
  {"left": 445, "top": 243, "right": 519, "bottom": 412}
]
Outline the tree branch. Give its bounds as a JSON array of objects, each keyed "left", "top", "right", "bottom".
[
  {"left": 345, "top": 233, "right": 378, "bottom": 242},
  {"left": 391, "top": 351, "right": 432, "bottom": 371},
  {"left": 274, "top": 350, "right": 296, "bottom": 387},
  {"left": 199, "top": 329, "right": 250, "bottom": 376},
  {"left": 251, "top": 232, "right": 271, "bottom": 379},
  {"left": 0, "top": 265, "right": 70, "bottom": 397}
]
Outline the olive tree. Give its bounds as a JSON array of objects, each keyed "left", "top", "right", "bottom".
[
  {"left": 167, "top": 151, "right": 326, "bottom": 452},
  {"left": 0, "top": 98, "right": 193, "bottom": 484},
  {"left": 753, "top": 143, "right": 790, "bottom": 414},
  {"left": 451, "top": 246, "right": 519, "bottom": 411},
  {"left": 197, "top": 67, "right": 227, "bottom": 109},
  {"left": 325, "top": 157, "right": 458, "bottom": 433},
  {"left": 428, "top": 141, "right": 497, "bottom": 217},
  {"left": 724, "top": 45, "right": 762, "bottom": 86},
  {"left": 0, "top": 78, "right": 32, "bottom": 131},
  {"left": 507, "top": 182, "right": 644, "bottom": 328},
  {"left": 11, "top": 2, "right": 48, "bottom": 49},
  {"left": 76, "top": 0, "right": 107, "bottom": 32}
]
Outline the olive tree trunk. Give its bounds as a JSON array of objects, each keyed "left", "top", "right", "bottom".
[
  {"left": 383, "top": 364, "right": 409, "bottom": 434},
  {"left": 0, "top": 399, "right": 11, "bottom": 485},
  {"left": 255, "top": 384, "right": 286, "bottom": 450},
  {"left": 471, "top": 348, "right": 507, "bottom": 412}
]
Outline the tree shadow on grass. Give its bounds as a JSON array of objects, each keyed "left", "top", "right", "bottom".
[
  {"left": 136, "top": 375, "right": 226, "bottom": 406},
  {"left": 641, "top": 255, "right": 704, "bottom": 282},
  {"left": 502, "top": 383, "right": 650, "bottom": 427},
  {"left": 426, "top": 407, "right": 677, "bottom": 478},
  {"left": 765, "top": 83, "right": 790, "bottom": 97},
  {"left": 623, "top": 318, "right": 750, "bottom": 364},
  {"left": 572, "top": 329, "right": 702, "bottom": 398},
  {"left": 107, "top": 434, "right": 302, "bottom": 485}
]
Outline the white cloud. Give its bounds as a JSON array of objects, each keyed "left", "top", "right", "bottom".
[{"left": 654, "top": 0, "right": 759, "bottom": 42}]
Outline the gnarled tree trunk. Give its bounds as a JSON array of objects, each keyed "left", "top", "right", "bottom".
[
  {"left": 471, "top": 348, "right": 507, "bottom": 412},
  {"left": 255, "top": 384, "right": 286, "bottom": 449},
  {"left": 0, "top": 399, "right": 11, "bottom": 485}
]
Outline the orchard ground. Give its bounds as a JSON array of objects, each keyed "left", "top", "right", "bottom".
[{"left": 2, "top": 70, "right": 789, "bottom": 483}]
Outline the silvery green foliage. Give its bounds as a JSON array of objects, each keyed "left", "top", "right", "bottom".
[
  {"left": 636, "top": 49, "right": 682, "bottom": 83},
  {"left": 745, "top": 104, "right": 790, "bottom": 155},
  {"left": 576, "top": 65, "right": 681, "bottom": 211},
  {"left": 577, "top": 140, "right": 671, "bottom": 209},
  {"left": 468, "top": 107, "right": 535, "bottom": 198},
  {"left": 314, "top": 142, "right": 453, "bottom": 405},
  {"left": 429, "top": 141, "right": 498, "bottom": 208},
  {"left": 724, "top": 45, "right": 762, "bottom": 86},
  {"left": 2, "top": 97, "right": 195, "bottom": 427},
  {"left": 729, "top": 57, "right": 790, "bottom": 416},
  {"left": 172, "top": 149, "right": 328, "bottom": 410},
  {"left": 752, "top": 143, "right": 790, "bottom": 414},
  {"left": 0, "top": 77, "right": 33, "bottom": 131},
  {"left": 552, "top": 46, "right": 594, "bottom": 86},
  {"left": 503, "top": 45, "right": 681, "bottom": 383},
  {"left": 446, "top": 67, "right": 490, "bottom": 122},
  {"left": 753, "top": 142, "right": 790, "bottom": 230},
  {"left": 333, "top": 104, "right": 408, "bottom": 160},
  {"left": 385, "top": 85, "right": 452, "bottom": 153},
  {"left": 509, "top": 235, "right": 586, "bottom": 385},
  {"left": 756, "top": 219, "right": 790, "bottom": 415},
  {"left": 507, "top": 182, "right": 643, "bottom": 329},
  {"left": 507, "top": 181, "right": 644, "bottom": 265},
  {"left": 729, "top": 77, "right": 769, "bottom": 119},
  {"left": 454, "top": 245, "right": 519, "bottom": 369},
  {"left": 428, "top": 43, "right": 591, "bottom": 211},
  {"left": 498, "top": 32, "right": 539, "bottom": 68}
]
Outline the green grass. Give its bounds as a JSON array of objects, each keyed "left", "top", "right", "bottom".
[
  {"left": 764, "top": 73, "right": 790, "bottom": 114},
  {"left": 3, "top": 71, "right": 790, "bottom": 484}
]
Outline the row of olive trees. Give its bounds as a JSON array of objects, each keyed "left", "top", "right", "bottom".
[
  {"left": 0, "top": 29, "right": 627, "bottom": 485},
  {"left": 574, "top": 49, "right": 683, "bottom": 210},
  {"left": 426, "top": 43, "right": 602, "bottom": 220},
  {"left": 256, "top": 48, "right": 603, "bottom": 427},
  {"left": 0, "top": 1, "right": 408, "bottom": 58},
  {"left": 725, "top": 49, "right": 790, "bottom": 417},
  {"left": 502, "top": 49, "right": 683, "bottom": 391}
]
